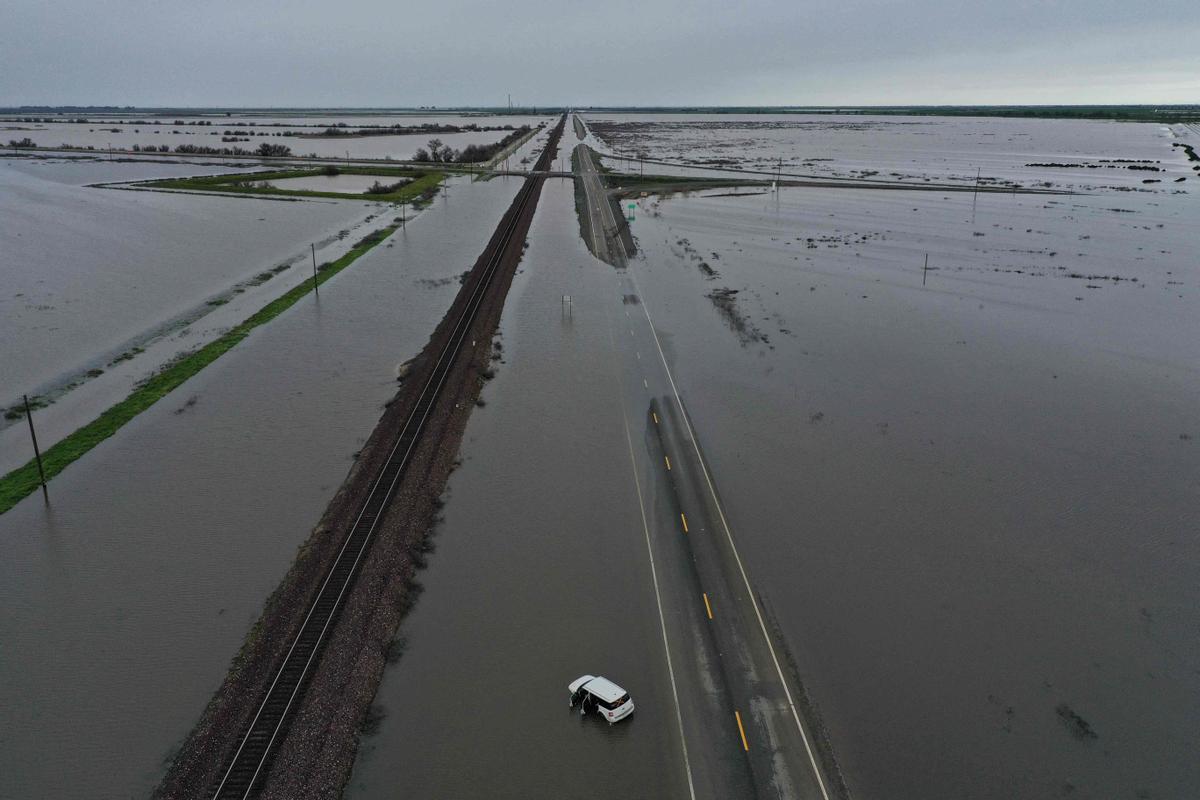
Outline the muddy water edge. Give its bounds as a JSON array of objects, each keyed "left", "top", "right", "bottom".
[
  {"left": 158, "top": 119, "right": 565, "bottom": 799},
  {"left": 623, "top": 177, "right": 1198, "bottom": 798},
  {"left": 0, "top": 173, "right": 525, "bottom": 799}
]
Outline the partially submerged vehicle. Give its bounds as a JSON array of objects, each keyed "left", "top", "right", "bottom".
[{"left": 568, "top": 675, "right": 635, "bottom": 724}]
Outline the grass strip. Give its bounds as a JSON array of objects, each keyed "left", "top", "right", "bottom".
[
  {"left": 145, "top": 168, "right": 445, "bottom": 203},
  {"left": 0, "top": 224, "right": 401, "bottom": 516}
]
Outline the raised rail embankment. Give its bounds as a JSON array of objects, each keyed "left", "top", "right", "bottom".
[{"left": 155, "top": 114, "right": 567, "bottom": 800}]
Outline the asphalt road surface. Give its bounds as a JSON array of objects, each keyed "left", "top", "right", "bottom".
[{"left": 577, "top": 129, "right": 836, "bottom": 799}]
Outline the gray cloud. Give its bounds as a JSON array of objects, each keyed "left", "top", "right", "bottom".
[{"left": 2, "top": 0, "right": 1197, "bottom": 105}]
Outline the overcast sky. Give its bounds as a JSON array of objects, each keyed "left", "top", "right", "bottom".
[{"left": 4, "top": 0, "right": 1197, "bottom": 107}]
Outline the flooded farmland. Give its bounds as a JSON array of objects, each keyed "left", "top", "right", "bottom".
[
  {"left": 587, "top": 115, "right": 1199, "bottom": 798},
  {"left": 0, "top": 165, "right": 525, "bottom": 798},
  {"left": 1, "top": 109, "right": 1196, "bottom": 800},
  {"left": 582, "top": 112, "right": 1199, "bottom": 189},
  {"left": 0, "top": 158, "right": 394, "bottom": 472},
  {"left": 2, "top": 112, "right": 554, "bottom": 161}
]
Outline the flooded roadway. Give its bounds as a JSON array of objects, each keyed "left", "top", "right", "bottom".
[
  {"left": 623, "top": 184, "right": 1200, "bottom": 798},
  {"left": 346, "top": 176, "right": 688, "bottom": 799},
  {"left": 348, "top": 176, "right": 833, "bottom": 798},
  {"left": 353, "top": 124, "right": 1198, "bottom": 799}
]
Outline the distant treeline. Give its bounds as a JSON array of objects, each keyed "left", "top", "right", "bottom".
[
  {"left": 860, "top": 105, "right": 1200, "bottom": 123},
  {"left": 302, "top": 122, "right": 520, "bottom": 138},
  {"left": 4, "top": 117, "right": 532, "bottom": 132},
  {"left": 13, "top": 105, "right": 1193, "bottom": 123},
  {"left": 8, "top": 140, "right": 295, "bottom": 157},
  {"left": 568, "top": 105, "right": 1200, "bottom": 123},
  {"left": 412, "top": 126, "right": 533, "bottom": 163},
  {"left": 169, "top": 142, "right": 292, "bottom": 157},
  {"left": 10, "top": 117, "right": 218, "bottom": 125}
]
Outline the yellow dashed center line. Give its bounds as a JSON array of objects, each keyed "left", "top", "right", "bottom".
[
  {"left": 703, "top": 592, "right": 713, "bottom": 619},
  {"left": 735, "top": 710, "right": 750, "bottom": 751},
  {"left": 680, "top": 512, "right": 689, "bottom": 533},
  {"left": 664, "top": 455, "right": 672, "bottom": 471}
]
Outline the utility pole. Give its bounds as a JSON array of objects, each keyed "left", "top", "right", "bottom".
[
  {"left": 311, "top": 243, "right": 319, "bottom": 295},
  {"left": 24, "top": 395, "right": 49, "bottom": 505},
  {"left": 972, "top": 167, "right": 981, "bottom": 224}
]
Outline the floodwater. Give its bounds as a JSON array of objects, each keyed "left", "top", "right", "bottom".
[
  {"left": 266, "top": 173, "right": 414, "bottom": 193},
  {"left": 581, "top": 112, "right": 1197, "bottom": 190},
  {"left": 0, "top": 173, "right": 526, "bottom": 799},
  {"left": 4, "top": 113, "right": 1195, "bottom": 799},
  {"left": 618, "top": 139, "right": 1199, "bottom": 797},
  {"left": 346, "top": 178, "right": 690, "bottom": 800},
  {"left": 2, "top": 113, "right": 554, "bottom": 161},
  {"left": 0, "top": 158, "right": 390, "bottom": 471}
]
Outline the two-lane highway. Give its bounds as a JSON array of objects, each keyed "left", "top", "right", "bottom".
[
  {"left": 580, "top": 123, "right": 839, "bottom": 798},
  {"left": 575, "top": 141, "right": 627, "bottom": 267}
]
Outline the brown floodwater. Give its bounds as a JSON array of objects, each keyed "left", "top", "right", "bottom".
[
  {"left": 0, "top": 158, "right": 386, "bottom": 465},
  {"left": 621, "top": 178, "right": 1199, "bottom": 798},
  {"left": 355, "top": 116, "right": 1199, "bottom": 799},
  {"left": 0, "top": 174, "right": 525, "bottom": 799}
]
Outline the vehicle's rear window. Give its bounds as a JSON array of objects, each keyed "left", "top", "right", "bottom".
[{"left": 596, "top": 693, "right": 630, "bottom": 710}]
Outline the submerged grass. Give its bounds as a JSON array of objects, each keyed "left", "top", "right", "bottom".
[
  {"left": 0, "top": 223, "right": 401, "bottom": 516},
  {"left": 145, "top": 167, "right": 445, "bottom": 203}
]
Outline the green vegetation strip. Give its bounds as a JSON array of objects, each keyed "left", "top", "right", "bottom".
[
  {"left": 146, "top": 167, "right": 445, "bottom": 203},
  {"left": 0, "top": 224, "right": 400, "bottom": 516}
]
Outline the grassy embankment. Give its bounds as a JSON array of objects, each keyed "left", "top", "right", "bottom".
[
  {"left": 146, "top": 167, "right": 445, "bottom": 202},
  {"left": 0, "top": 222, "right": 406, "bottom": 515}
]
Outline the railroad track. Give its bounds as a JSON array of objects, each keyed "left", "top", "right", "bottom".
[{"left": 210, "top": 114, "right": 565, "bottom": 800}]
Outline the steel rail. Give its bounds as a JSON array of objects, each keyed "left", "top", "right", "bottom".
[{"left": 211, "top": 116, "right": 563, "bottom": 800}]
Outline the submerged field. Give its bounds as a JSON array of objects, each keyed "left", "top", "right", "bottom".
[
  {"left": 583, "top": 113, "right": 1199, "bottom": 190},
  {"left": 1, "top": 112, "right": 1196, "bottom": 799},
  {"left": 587, "top": 114, "right": 1199, "bottom": 798},
  {"left": 1, "top": 112, "right": 554, "bottom": 160},
  {"left": 0, "top": 159, "right": 398, "bottom": 470}
]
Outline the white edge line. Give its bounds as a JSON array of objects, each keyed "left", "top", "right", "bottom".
[
  {"left": 606, "top": 321, "right": 698, "bottom": 800},
  {"left": 630, "top": 271, "right": 833, "bottom": 800}
]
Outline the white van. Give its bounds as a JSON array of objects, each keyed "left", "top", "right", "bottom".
[{"left": 568, "top": 675, "right": 635, "bottom": 724}]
